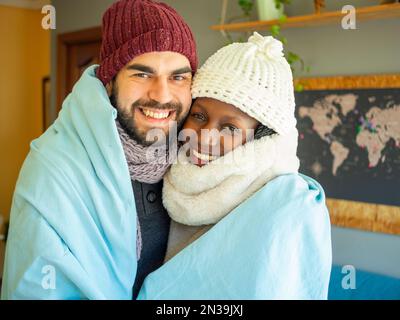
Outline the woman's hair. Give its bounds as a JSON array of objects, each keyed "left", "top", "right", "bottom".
[{"left": 254, "top": 124, "right": 277, "bottom": 140}]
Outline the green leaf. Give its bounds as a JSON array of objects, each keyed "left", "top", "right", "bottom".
[
  {"left": 270, "top": 24, "right": 280, "bottom": 37},
  {"left": 274, "top": 0, "right": 291, "bottom": 9},
  {"left": 295, "top": 82, "right": 304, "bottom": 92},
  {"left": 238, "top": 0, "right": 254, "bottom": 16},
  {"left": 278, "top": 14, "right": 287, "bottom": 24},
  {"left": 288, "top": 51, "right": 300, "bottom": 60},
  {"left": 279, "top": 36, "right": 288, "bottom": 45},
  {"left": 287, "top": 51, "right": 300, "bottom": 65}
]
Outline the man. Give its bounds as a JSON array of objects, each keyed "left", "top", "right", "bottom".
[{"left": 1, "top": 0, "right": 197, "bottom": 299}]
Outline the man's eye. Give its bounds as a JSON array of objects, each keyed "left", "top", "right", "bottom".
[
  {"left": 134, "top": 73, "right": 150, "bottom": 78},
  {"left": 172, "top": 75, "right": 186, "bottom": 81}
]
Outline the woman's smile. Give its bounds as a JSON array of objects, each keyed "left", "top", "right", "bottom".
[{"left": 190, "top": 148, "right": 220, "bottom": 166}]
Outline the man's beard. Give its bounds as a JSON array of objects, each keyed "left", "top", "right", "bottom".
[{"left": 109, "top": 84, "right": 187, "bottom": 147}]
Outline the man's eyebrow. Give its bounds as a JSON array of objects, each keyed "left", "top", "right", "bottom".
[
  {"left": 126, "top": 64, "right": 192, "bottom": 76},
  {"left": 171, "top": 67, "right": 192, "bottom": 75},
  {"left": 126, "top": 64, "right": 156, "bottom": 74}
]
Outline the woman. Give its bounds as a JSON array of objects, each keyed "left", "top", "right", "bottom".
[{"left": 137, "top": 33, "right": 332, "bottom": 300}]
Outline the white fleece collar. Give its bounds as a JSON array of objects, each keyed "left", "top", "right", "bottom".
[{"left": 162, "top": 127, "right": 300, "bottom": 226}]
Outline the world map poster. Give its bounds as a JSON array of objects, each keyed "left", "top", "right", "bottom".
[{"left": 295, "top": 88, "right": 400, "bottom": 209}]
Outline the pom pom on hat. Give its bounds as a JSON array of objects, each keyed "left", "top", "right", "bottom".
[{"left": 248, "top": 33, "right": 285, "bottom": 60}]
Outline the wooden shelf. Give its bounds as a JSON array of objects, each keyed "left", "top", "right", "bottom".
[{"left": 211, "top": 3, "right": 400, "bottom": 32}]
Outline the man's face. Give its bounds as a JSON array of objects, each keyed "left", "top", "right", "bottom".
[{"left": 107, "top": 51, "right": 193, "bottom": 146}]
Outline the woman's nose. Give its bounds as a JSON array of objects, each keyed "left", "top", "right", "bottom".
[{"left": 199, "top": 127, "right": 220, "bottom": 154}]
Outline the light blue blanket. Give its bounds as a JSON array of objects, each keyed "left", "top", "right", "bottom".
[
  {"left": 2, "top": 65, "right": 138, "bottom": 299},
  {"left": 138, "top": 172, "right": 332, "bottom": 300},
  {"left": 1, "top": 65, "right": 332, "bottom": 299}
]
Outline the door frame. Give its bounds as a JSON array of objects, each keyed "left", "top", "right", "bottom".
[{"left": 57, "top": 26, "right": 102, "bottom": 113}]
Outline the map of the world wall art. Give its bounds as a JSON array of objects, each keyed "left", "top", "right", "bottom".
[{"left": 294, "top": 74, "right": 400, "bottom": 235}]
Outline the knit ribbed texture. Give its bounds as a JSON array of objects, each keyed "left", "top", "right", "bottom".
[
  {"left": 115, "top": 120, "right": 171, "bottom": 184},
  {"left": 192, "top": 32, "right": 296, "bottom": 135},
  {"left": 97, "top": 0, "right": 198, "bottom": 84}
]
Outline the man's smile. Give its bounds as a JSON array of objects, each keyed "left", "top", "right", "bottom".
[{"left": 136, "top": 107, "right": 177, "bottom": 125}]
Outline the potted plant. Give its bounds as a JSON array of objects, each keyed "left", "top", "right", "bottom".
[
  {"left": 256, "top": 0, "right": 285, "bottom": 21},
  {"left": 238, "top": 0, "right": 290, "bottom": 21}
]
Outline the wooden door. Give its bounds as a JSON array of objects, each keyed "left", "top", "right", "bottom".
[{"left": 57, "top": 26, "right": 102, "bottom": 114}]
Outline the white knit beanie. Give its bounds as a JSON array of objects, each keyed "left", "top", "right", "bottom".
[{"left": 192, "top": 32, "right": 296, "bottom": 135}]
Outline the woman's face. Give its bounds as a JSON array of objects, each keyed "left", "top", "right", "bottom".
[{"left": 182, "top": 97, "right": 259, "bottom": 166}]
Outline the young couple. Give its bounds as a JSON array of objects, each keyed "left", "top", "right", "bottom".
[{"left": 2, "top": 0, "right": 331, "bottom": 300}]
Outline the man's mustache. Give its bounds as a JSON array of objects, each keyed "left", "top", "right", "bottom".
[{"left": 131, "top": 99, "right": 182, "bottom": 112}]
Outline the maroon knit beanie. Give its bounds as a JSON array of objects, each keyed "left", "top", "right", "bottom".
[{"left": 96, "top": 0, "right": 198, "bottom": 85}]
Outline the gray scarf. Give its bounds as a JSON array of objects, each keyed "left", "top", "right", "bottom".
[
  {"left": 116, "top": 120, "right": 172, "bottom": 259},
  {"left": 115, "top": 120, "right": 171, "bottom": 184}
]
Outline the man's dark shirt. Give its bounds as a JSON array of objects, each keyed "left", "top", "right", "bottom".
[{"left": 131, "top": 180, "right": 170, "bottom": 299}]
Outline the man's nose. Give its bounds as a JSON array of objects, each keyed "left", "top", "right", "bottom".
[{"left": 148, "top": 77, "right": 173, "bottom": 105}]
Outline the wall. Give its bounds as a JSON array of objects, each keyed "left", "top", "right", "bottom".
[
  {"left": 50, "top": 0, "right": 400, "bottom": 278},
  {"left": 283, "top": 0, "right": 400, "bottom": 77},
  {"left": 0, "top": 5, "right": 50, "bottom": 223}
]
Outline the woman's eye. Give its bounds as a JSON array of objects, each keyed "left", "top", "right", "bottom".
[
  {"left": 223, "top": 125, "right": 240, "bottom": 133},
  {"left": 191, "top": 113, "right": 206, "bottom": 121}
]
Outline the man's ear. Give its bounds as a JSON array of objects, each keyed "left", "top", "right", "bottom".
[{"left": 105, "top": 81, "right": 113, "bottom": 97}]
